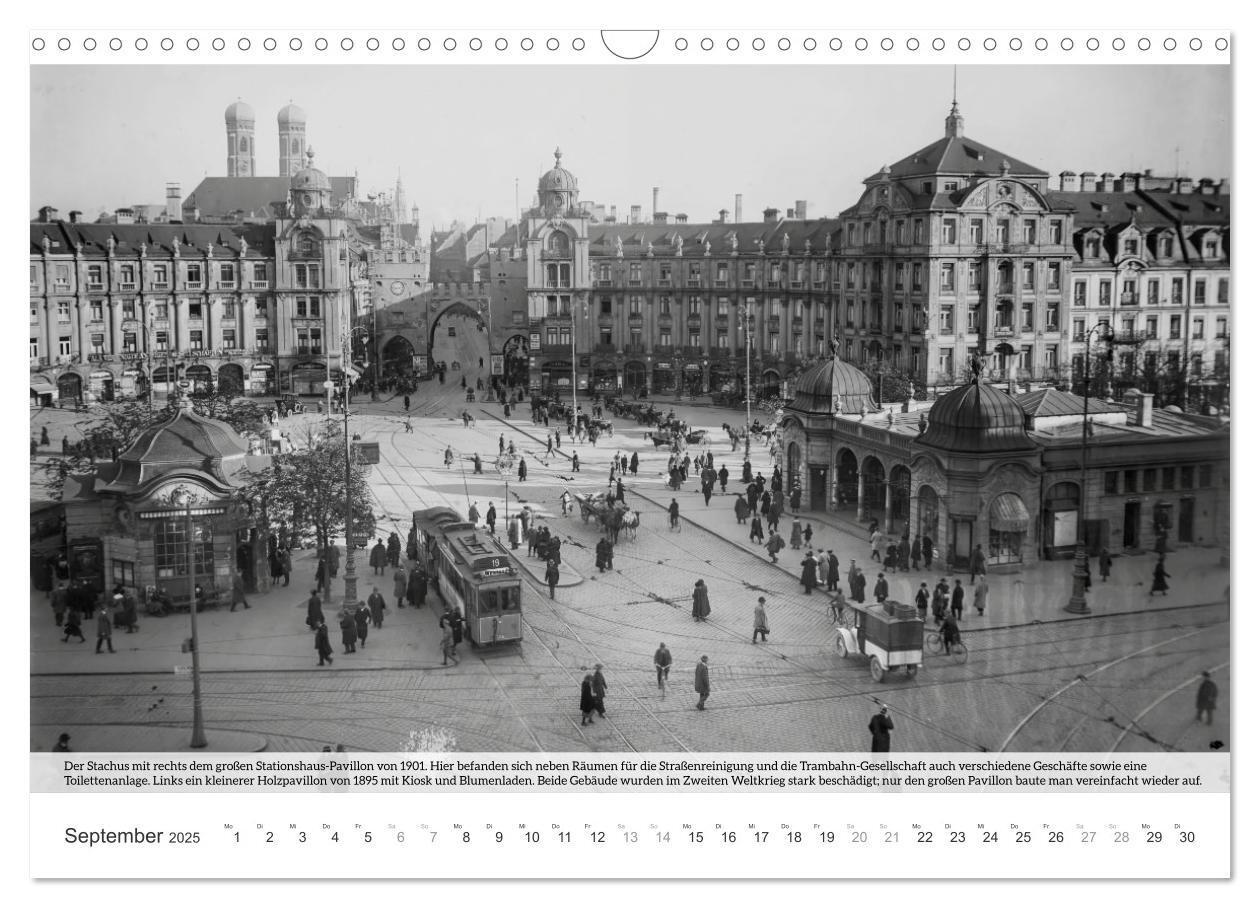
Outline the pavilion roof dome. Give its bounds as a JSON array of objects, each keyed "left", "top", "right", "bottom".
[
  {"left": 917, "top": 380, "right": 1037, "bottom": 453},
  {"left": 786, "top": 356, "right": 877, "bottom": 415},
  {"left": 95, "top": 405, "right": 252, "bottom": 495}
]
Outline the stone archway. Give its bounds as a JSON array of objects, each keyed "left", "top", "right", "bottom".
[
  {"left": 57, "top": 372, "right": 83, "bottom": 406},
  {"left": 786, "top": 441, "right": 802, "bottom": 489},
  {"left": 918, "top": 485, "right": 940, "bottom": 543},
  {"left": 429, "top": 302, "right": 487, "bottom": 379},
  {"left": 835, "top": 448, "right": 858, "bottom": 511},
  {"left": 502, "top": 334, "right": 530, "bottom": 387},
  {"left": 186, "top": 364, "right": 213, "bottom": 394},
  {"left": 382, "top": 335, "right": 416, "bottom": 380},
  {"left": 624, "top": 361, "right": 647, "bottom": 395},
  {"left": 761, "top": 369, "right": 781, "bottom": 398},
  {"left": 217, "top": 363, "right": 246, "bottom": 398}
]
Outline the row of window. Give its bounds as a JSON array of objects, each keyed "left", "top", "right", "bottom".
[
  {"left": 35, "top": 296, "right": 324, "bottom": 324},
  {"left": 847, "top": 215, "right": 1068, "bottom": 249},
  {"left": 1071, "top": 276, "right": 1229, "bottom": 307},
  {"left": 1103, "top": 465, "right": 1215, "bottom": 496},
  {"left": 30, "top": 326, "right": 281, "bottom": 360},
  {"left": 1068, "top": 314, "right": 1229, "bottom": 342},
  {"left": 29, "top": 261, "right": 322, "bottom": 290}
]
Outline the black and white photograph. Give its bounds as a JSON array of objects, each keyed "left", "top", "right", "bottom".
[{"left": 28, "top": 60, "right": 1230, "bottom": 757}]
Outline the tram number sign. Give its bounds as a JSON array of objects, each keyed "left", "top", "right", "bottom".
[{"left": 480, "top": 567, "right": 511, "bottom": 578}]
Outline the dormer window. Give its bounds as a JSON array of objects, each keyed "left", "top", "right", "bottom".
[
  {"left": 1086, "top": 236, "right": 1101, "bottom": 258},
  {"left": 548, "top": 232, "right": 570, "bottom": 254},
  {"left": 1159, "top": 235, "right": 1174, "bottom": 258},
  {"left": 1205, "top": 239, "right": 1219, "bottom": 258},
  {"left": 1123, "top": 237, "right": 1139, "bottom": 256}
]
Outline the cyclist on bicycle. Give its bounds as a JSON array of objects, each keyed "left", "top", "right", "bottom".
[
  {"left": 940, "top": 613, "right": 962, "bottom": 655},
  {"left": 668, "top": 498, "right": 680, "bottom": 529}
]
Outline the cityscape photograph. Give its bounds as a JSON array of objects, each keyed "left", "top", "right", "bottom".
[{"left": 28, "top": 63, "right": 1230, "bottom": 754}]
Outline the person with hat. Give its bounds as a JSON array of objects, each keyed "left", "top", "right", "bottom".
[
  {"left": 52, "top": 733, "right": 72, "bottom": 753},
  {"left": 545, "top": 559, "right": 560, "bottom": 600},
  {"left": 653, "top": 642, "right": 672, "bottom": 696},
  {"left": 868, "top": 704, "right": 894, "bottom": 752},
  {"left": 753, "top": 598, "right": 769, "bottom": 644},
  {"left": 694, "top": 655, "right": 711, "bottom": 710},
  {"left": 826, "top": 550, "right": 840, "bottom": 591},
  {"left": 592, "top": 664, "right": 609, "bottom": 718},
  {"left": 94, "top": 603, "right": 115, "bottom": 654},
  {"left": 1195, "top": 671, "right": 1218, "bottom": 725}
]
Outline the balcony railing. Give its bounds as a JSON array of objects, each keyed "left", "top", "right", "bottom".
[
  {"left": 185, "top": 281, "right": 203, "bottom": 290},
  {"left": 216, "top": 281, "right": 237, "bottom": 290},
  {"left": 249, "top": 280, "right": 269, "bottom": 290},
  {"left": 740, "top": 279, "right": 756, "bottom": 288},
  {"left": 628, "top": 313, "right": 643, "bottom": 325},
  {"left": 292, "top": 346, "right": 324, "bottom": 357},
  {"left": 790, "top": 280, "right": 804, "bottom": 290},
  {"left": 686, "top": 279, "right": 702, "bottom": 287},
  {"left": 118, "top": 282, "right": 137, "bottom": 291},
  {"left": 151, "top": 282, "right": 170, "bottom": 290},
  {"left": 714, "top": 279, "right": 729, "bottom": 288},
  {"left": 992, "top": 326, "right": 1014, "bottom": 338},
  {"left": 765, "top": 280, "right": 781, "bottom": 289},
  {"left": 1120, "top": 292, "right": 1137, "bottom": 305},
  {"left": 627, "top": 280, "right": 643, "bottom": 287},
  {"left": 686, "top": 315, "right": 703, "bottom": 327}
]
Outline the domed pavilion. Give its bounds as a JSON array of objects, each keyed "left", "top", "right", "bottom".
[{"left": 59, "top": 403, "right": 271, "bottom": 600}]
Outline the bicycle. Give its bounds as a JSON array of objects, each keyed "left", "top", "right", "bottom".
[{"left": 925, "top": 630, "right": 968, "bottom": 664}]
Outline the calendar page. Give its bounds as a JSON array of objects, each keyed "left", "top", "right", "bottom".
[{"left": 17, "top": 0, "right": 1238, "bottom": 894}]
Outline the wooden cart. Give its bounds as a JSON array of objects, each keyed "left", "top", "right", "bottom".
[{"left": 835, "top": 599, "right": 924, "bottom": 682}]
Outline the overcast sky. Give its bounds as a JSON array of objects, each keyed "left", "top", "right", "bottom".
[{"left": 30, "top": 64, "right": 1230, "bottom": 229}]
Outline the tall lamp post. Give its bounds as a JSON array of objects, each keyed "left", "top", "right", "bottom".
[
  {"left": 327, "top": 327, "right": 368, "bottom": 610},
  {"left": 1065, "top": 323, "right": 1115, "bottom": 615}
]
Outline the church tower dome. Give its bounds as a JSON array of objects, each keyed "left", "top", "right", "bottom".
[
  {"left": 538, "top": 147, "right": 579, "bottom": 216},
  {"left": 224, "top": 99, "right": 256, "bottom": 177},
  {"left": 278, "top": 102, "right": 308, "bottom": 176}
]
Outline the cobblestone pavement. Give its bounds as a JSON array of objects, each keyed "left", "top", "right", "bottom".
[{"left": 30, "top": 384, "right": 1231, "bottom": 753}]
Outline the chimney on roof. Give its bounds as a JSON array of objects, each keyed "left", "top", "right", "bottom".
[
  {"left": 763, "top": 208, "right": 779, "bottom": 224},
  {"left": 717, "top": 208, "right": 729, "bottom": 224},
  {"left": 1059, "top": 171, "right": 1079, "bottom": 192},
  {"left": 675, "top": 213, "right": 688, "bottom": 223},
  {"left": 1121, "top": 173, "right": 1137, "bottom": 192},
  {"left": 1134, "top": 172, "right": 1147, "bottom": 191},
  {"left": 786, "top": 208, "right": 795, "bottom": 219},
  {"left": 1100, "top": 171, "right": 1116, "bottom": 191},
  {"left": 1176, "top": 177, "right": 1194, "bottom": 194},
  {"left": 630, "top": 205, "right": 642, "bottom": 224},
  {"left": 1217, "top": 178, "right": 1230, "bottom": 195},
  {"left": 652, "top": 187, "right": 660, "bottom": 217},
  {"left": 1124, "top": 389, "right": 1156, "bottom": 428},
  {"left": 38, "top": 205, "right": 58, "bottom": 223},
  {"left": 1197, "top": 178, "right": 1215, "bottom": 194},
  {"left": 610, "top": 205, "right": 618, "bottom": 221},
  {"left": 1080, "top": 171, "right": 1098, "bottom": 191},
  {"left": 795, "top": 199, "right": 807, "bottom": 219},
  {"left": 68, "top": 210, "right": 82, "bottom": 224},
  {"left": 735, "top": 194, "right": 743, "bottom": 222},
  {"left": 653, "top": 212, "right": 668, "bottom": 224},
  {"left": 115, "top": 208, "right": 135, "bottom": 225}
]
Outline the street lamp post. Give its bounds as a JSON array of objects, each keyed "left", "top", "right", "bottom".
[
  {"left": 1065, "top": 323, "right": 1114, "bottom": 615},
  {"left": 331, "top": 328, "right": 368, "bottom": 610},
  {"left": 739, "top": 306, "right": 754, "bottom": 459}
]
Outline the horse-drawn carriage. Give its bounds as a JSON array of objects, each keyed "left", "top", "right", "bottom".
[{"left": 575, "top": 492, "right": 640, "bottom": 542}]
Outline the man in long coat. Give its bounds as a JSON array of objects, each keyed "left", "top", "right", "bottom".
[
  {"left": 868, "top": 706, "right": 893, "bottom": 752},
  {"left": 392, "top": 567, "right": 408, "bottom": 610},
  {"left": 326, "top": 543, "right": 341, "bottom": 579},
  {"left": 873, "top": 572, "right": 889, "bottom": 603},
  {"left": 800, "top": 552, "right": 818, "bottom": 594},
  {"left": 408, "top": 565, "right": 428, "bottom": 607},
  {"left": 369, "top": 539, "right": 387, "bottom": 575},
  {"left": 950, "top": 580, "right": 966, "bottom": 620},
  {"left": 827, "top": 551, "right": 841, "bottom": 591},
  {"left": 545, "top": 559, "right": 560, "bottom": 599},
  {"left": 694, "top": 655, "right": 711, "bottom": 710},
  {"left": 752, "top": 598, "right": 769, "bottom": 644},
  {"left": 387, "top": 532, "right": 401, "bottom": 567},
  {"left": 368, "top": 587, "right": 386, "bottom": 629},
  {"left": 315, "top": 623, "right": 333, "bottom": 666},
  {"left": 306, "top": 590, "right": 324, "bottom": 631},
  {"left": 691, "top": 580, "right": 711, "bottom": 622},
  {"left": 850, "top": 567, "right": 867, "bottom": 604},
  {"left": 339, "top": 609, "right": 357, "bottom": 653},
  {"left": 486, "top": 503, "right": 497, "bottom": 534},
  {"left": 354, "top": 601, "right": 371, "bottom": 648}
]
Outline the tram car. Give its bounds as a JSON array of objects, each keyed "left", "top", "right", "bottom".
[{"left": 412, "top": 507, "right": 523, "bottom": 647}]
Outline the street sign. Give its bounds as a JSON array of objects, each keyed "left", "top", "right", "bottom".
[{"left": 173, "top": 665, "right": 192, "bottom": 674}]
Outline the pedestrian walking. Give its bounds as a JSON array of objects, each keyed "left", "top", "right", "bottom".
[
  {"left": 974, "top": 575, "right": 989, "bottom": 616},
  {"left": 580, "top": 674, "right": 597, "bottom": 726},
  {"left": 630, "top": 451, "right": 639, "bottom": 476},
  {"left": 369, "top": 539, "right": 387, "bottom": 575},
  {"left": 752, "top": 597, "right": 769, "bottom": 644},
  {"left": 444, "top": 446, "right": 453, "bottom": 468},
  {"left": 280, "top": 547, "right": 292, "bottom": 586},
  {"left": 393, "top": 567, "right": 408, "bottom": 610},
  {"left": 1150, "top": 555, "right": 1171, "bottom": 596},
  {"left": 62, "top": 606, "right": 85, "bottom": 643},
  {"left": 1099, "top": 548, "right": 1113, "bottom": 582},
  {"left": 545, "top": 559, "right": 560, "bottom": 599},
  {"left": 970, "top": 544, "right": 987, "bottom": 583},
  {"left": 354, "top": 601, "right": 371, "bottom": 648},
  {"left": 654, "top": 642, "right": 672, "bottom": 695},
  {"left": 868, "top": 705, "right": 893, "bottom": 752},
  {"left": 486, "top": 503, "right": 497, "bottom": 534},
  {"left": 409, "top": 565, "right": 428, "bottom": 607},
  {"left": 790, "top": 517, "right": 803, "bottom": 549},
  {"left": 765, "top": 529, "right": 783, "bottom": 563},
  {"left": 803, "top": 523, "right": 814, "bottom": 547},
  {"left": 387, "top": 532, "right": 402, "bottom": 567},
  {"left": 468, "top": 502, "right": 480, "bottom": 525},
  {"left": 694, "top": 655, "right": 711, "bottom": 710},
  {"left": 751, "top": 515, "right": 766, "bottom": 546},
  {"left": 229, "top": 571, "right": 251, "bottom": 612},
  {"left": 441, "top": 626, "right": 459, "bottom": 666},
  {"left": 827, "top": 551, "right": 840, "bottom": 592},
  {"left": 339, "top": 609, "right": 357, "bottom": 654},
  {"left": 315, "top": 556, "right": 327, "bottom": 593},
  {"left": 870, "top": 528, "right": 884, "bottom": 562},
  {"left": 850, "top": 567, "right": 866, "bottom": 604},
  {"left": 306, "top": 589, "right": 325, "bottom": 631},
  {"left": 691, "top": 579, "right": 711, "bottom": 621},
  {"left": 915, "top": 582, "right": 930, "bottom": 620},
  {"left": 508, "top": 517, "right": 521, "bottom": 550},
  {"left": 403, "top": 394, "right": 411, "bottom": 412},
  {"left": 572, "top": 452, "right": 581, "bottom": 472},
  {"left": 368, "top": 587, "right": 386, "bottom": 629},
  {"left": 315, "top": 623, "right": 334, "bottom": 666},
  {"left": 951, "top": 579, "right": 965, "bottom": 620},
  {"left": 95, "top": 605, "right": 115, "bottom": 654},
  {"left": 800, "top": 551, "right": 818, "bottom": 595},
  {"left": 1195, "top": 671, "right": 1218, "bottom": 724},
  {"left": 518, "top": 458, "right": 528, "bottom": 482},
  {"left": 922, "top": 535, "right": 934, "bottom": 570},
  {"left": 874, "top": 572, "right": 889, "bottom": 603},
  {"left": 911, "top": 535, "right": 922, "bottom": 571},
  {"left": 592, "top": 665, "right": 609, "bottom": 717}
]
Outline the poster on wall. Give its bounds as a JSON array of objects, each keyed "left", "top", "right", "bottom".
[
  {"left": 490, "top": 354, "right": 504, "bottom": 376},
  {"left": 1052, "top": 509, "right": 1078, "bottom": 547},
  {"left": 412, "top": 354, "right": 429, "bottom": 374}
]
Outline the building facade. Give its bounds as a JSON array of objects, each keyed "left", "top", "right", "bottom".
[{"left": 30, "top": 153, "right": 362, "bottom": 404}]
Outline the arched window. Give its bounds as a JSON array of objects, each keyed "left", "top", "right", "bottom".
[
  {"left": 297, "top": 233, "right": 318, "bottom": 257},
  {"left": 292, "top": 138, "right": 301, "bottom": 154},
  {"left": 239, "top": 137, "right": 248, "bottom": 152},
  {"left": 548, "top": 232, "right": 570, "bottom": 254}
]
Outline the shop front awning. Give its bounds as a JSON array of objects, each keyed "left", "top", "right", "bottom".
[
  {"left": 30, "top": 375, "right": 56, "bottom": 394},
  {"left": 990, "top": 493, "right": 1031, "bottom": 532}
]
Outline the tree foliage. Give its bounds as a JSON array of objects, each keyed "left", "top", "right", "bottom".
[
  {"left": 235, "top": 425, "right": 375, "bottom": 557},
  {"left": 862, "top": 362, "right": 923, "bottom": 404}
]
